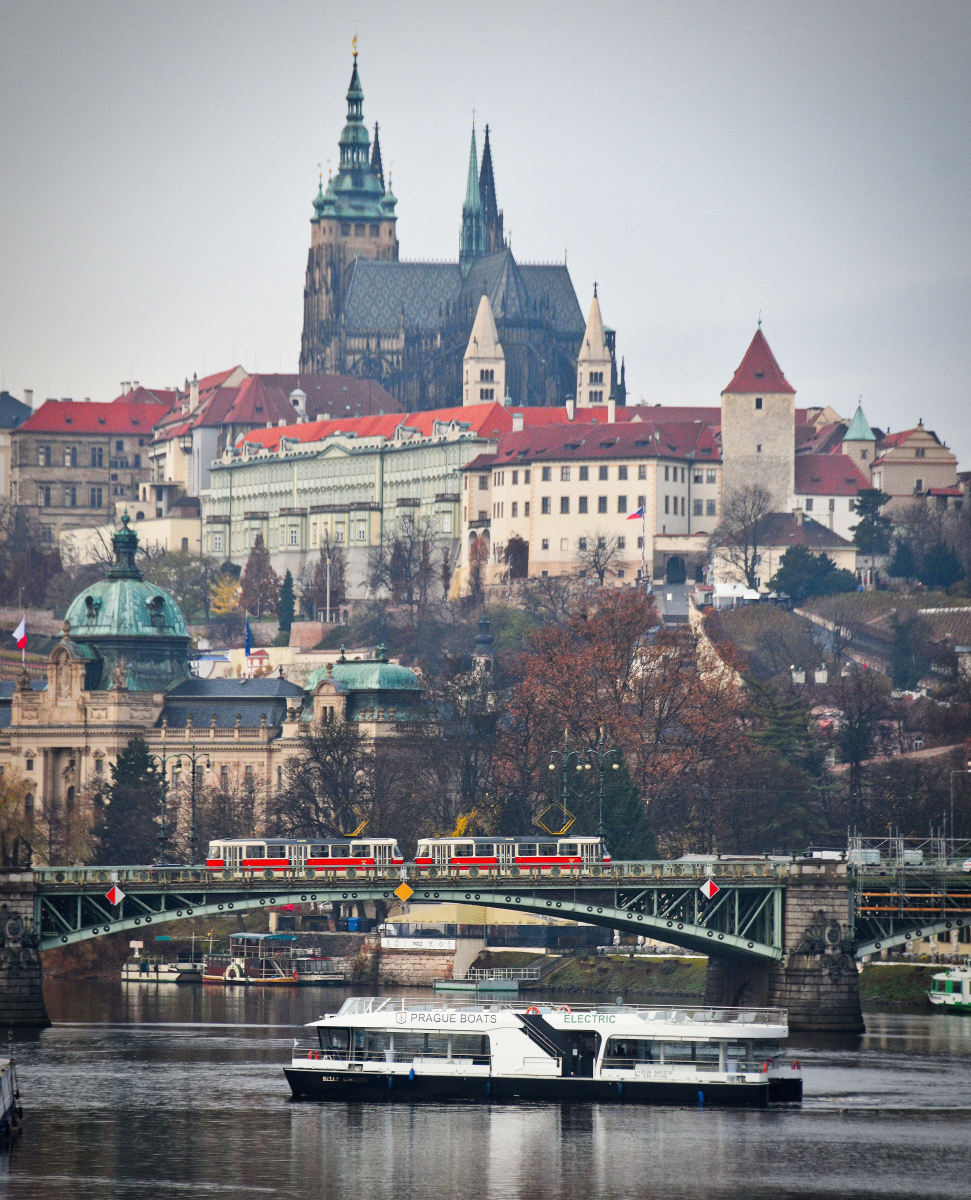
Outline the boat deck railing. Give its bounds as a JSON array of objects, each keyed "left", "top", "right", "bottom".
[
  {"left": 330, "top": 996, "right": 786, "bottom": 1025},
  {"left": 461, "top": 967, "right": 542, "bottom": 981}
]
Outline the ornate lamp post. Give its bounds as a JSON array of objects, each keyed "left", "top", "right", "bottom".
[
  {"left": 146, "top": 749, "right": 184, "bottom": 864},
  {"left": 582, "top": 729, "right": 621, "bottom": 840},
  {"left": 181, "top": 744, "right": 211, "bottom": 866},
  {"left": 545, "top": 732, "right": 582, "bottom": 836}
]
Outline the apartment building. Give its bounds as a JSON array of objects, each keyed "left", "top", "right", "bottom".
[{"left": 458, "top": 421, "right": 722, "bottom": 590}]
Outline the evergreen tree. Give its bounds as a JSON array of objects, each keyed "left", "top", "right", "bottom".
[
  {"left": 887, "top": 540, "right": 917, "bottom": 579},
  {"left": 890, "top": 614, "right": 928, "bottom": 690},
  {"left": 240, "top": 534, "right": 279, "bottom": 617},
  {"left": 918, "top": 542, "right": 965, "bottom": 594},
  {"left": 570, "top": 753, "right": 656, "bottom": 860},
  {"left": 278, "top": 570, "right": 295, "bottom": 633},
  {"left": 748, "top": 681, "right": 825, "bottom": 778},
  {"left": 768, "top": 545, "right": 856, "bottom": 605},
  {"left": 94, "top": 737, "right": 164, "bottom": 864},
  {"left": 852, "top": 488, "right": 893, "bottom": 581}
]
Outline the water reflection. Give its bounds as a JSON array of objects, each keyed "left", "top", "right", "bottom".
[{"left": 2, "top": 982, "right": 969, "bottom": 1199}]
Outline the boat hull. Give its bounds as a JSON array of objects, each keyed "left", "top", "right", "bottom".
[
  {"left": 284, "top": 1066, "right": 774, "bottom": 1107},
  {"left": 928, "top": 995, "right": 971, "bottom": 1013}
]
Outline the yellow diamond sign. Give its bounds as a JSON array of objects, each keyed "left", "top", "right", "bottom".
[{"left": 394, "top": 883, "right": 414, "bottom": 903}]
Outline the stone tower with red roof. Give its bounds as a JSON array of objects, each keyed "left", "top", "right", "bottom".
[{"left": 720, "top": 327, "right": 796, "bottom": 512}]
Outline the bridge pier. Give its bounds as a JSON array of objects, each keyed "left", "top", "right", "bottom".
[
  {"left": 706, "top": 861, "right": 863, "bottom": 1032},
  {"left": 0, "top": 881, "right": 50, "bottom": 1028}
]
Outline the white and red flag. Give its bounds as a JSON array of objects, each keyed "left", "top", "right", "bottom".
[
  {"left": 12, "top": 619, "right": 26, "bottom": 650},
  {"left": 700, "top": 878, "right": 719, "bottom": 900},
  {"left": 106, "top": 885, "right": 126, "bottom": 906}
]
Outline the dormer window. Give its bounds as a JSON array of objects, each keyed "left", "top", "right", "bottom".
[
  {"left": 147, "top": 595, "right": 166, "bottom": 629},
  {"left": 84, "top": 595, "right": 102, "bottom": 623}
]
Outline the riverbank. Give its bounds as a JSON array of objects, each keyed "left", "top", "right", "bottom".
[
  {"left": 857, "top": 962, "right": 940, "bottom": 1007},
  {"left": 521, "top": 954, "right": 707, "bottom": 998}
]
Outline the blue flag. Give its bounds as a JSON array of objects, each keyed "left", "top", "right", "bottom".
[{"left": 245, "top": 616, "right": 252, "bottom": 655}]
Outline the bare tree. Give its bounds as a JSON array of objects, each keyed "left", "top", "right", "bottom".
[
  {"left": 714, "top": 484, "right": 774, "bottom": 589},
  {"left": 575, "top": 529, "right": 621, "bottom": 585},
  {"left": 368, "top": 515, "right": 440, "bottom": 625}
]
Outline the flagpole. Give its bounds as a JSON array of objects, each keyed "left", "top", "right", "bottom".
[{"left": 641, "top": 507, "right": 647, "bottom": 590}]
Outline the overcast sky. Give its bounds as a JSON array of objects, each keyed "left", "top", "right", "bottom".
[{"left": 1, "top": 1, "right": 968, "bottom": 461}]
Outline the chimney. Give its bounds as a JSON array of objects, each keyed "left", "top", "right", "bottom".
[
  {"left": 120, "top": 381, "right": 130, "bottom": 395},
  {"left": 23, "top": 389, "right": 33, "bottom": 409},
  {"left": 796, "top": 510, "right": 805, "bottom": 526},
  {"left": 512, "top": 411, "right": 524, "bottom": 433},
  {"left": 189, "top": 372, "right": 199, "bottom": 411},
  {"left": 565, "top": 400, "right": 575, "bottom": 421},
  {"left": 607, "top": 399, "right": 616, "bottom": 424}
]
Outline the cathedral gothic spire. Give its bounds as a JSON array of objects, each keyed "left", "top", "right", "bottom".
[
  {"left": 479, "top": 125, "right": 504, "bottom": 254},
  {"left": 460, "top": 125, "right": 485, "bottom": 266},
  {"left": 371, "top": 122, "right": 384, "bottom": 190}
]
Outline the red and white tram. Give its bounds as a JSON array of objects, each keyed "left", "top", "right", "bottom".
[
  {"left": 206, "top": 838, "right": 404, "bottom": 874},
  {"left": 414, "top": 836, "right": 608, "bottom": 873}
]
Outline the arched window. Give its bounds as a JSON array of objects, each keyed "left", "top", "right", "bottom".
[
  {"left": 66, "top": 785, "right": 75, "bottom": 813},
  {"left": 24, "top": 795, "right": 34, "bottom": 825}
]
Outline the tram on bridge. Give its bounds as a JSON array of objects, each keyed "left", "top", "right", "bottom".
[
  {"left": 414, "top": 836, "right": 608, "bottom": 873},
  {"left": 205, "top": 838, "right": 404, "bottom": 873}
]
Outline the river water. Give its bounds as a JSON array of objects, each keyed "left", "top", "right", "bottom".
[{"left": 2, "top": 980, "right": 970, "bottom": 1199}]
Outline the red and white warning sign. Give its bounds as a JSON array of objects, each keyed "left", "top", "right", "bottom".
[
  {"left": 700, "top": 878, "right": 719, "bottom": 900},
  {"left": 105, "top": 885, "right": 126, "bottom": 906}
]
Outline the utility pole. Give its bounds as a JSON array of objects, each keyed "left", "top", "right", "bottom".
[{"left": 147, "top": 748, "right": 183, "bottom": 863}]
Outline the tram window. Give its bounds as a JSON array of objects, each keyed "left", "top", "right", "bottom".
[
  {"left": 310, "top": 846, "right": 327, "bottom": 858},
  {"left": 392, "top": 845, "right": 402, "bottom": 859},
  {"left": 318, "top": 1027, "right": 349, "bottom": 1055},
  {"left": 453, "top": 843, "right": 474, "bottom": 857},
  {"left": 416, "top": 844, "right": 430, "bottom": 857},
  {"left": 604, "top": 1037, "right": 653, "bottom": 1066},
  {"left": 474, "top": 843, "right": 494, "bottom": 857},
  {"left": 538, "top": 843, "right": 558, "bottom": 856},
  {"left": 330, "top": 845, "right": 350, "bottom": 858},
  {"left": 559, "top": 843, "right": 579, "bottom": 856},
  {"left": 351, "top": 844, "right": 370, "bottom": 857},
  {"left": 266, "top": 845, "right": 286, "bottom": 858},
  {"left": 517, "top": 843, "right": 538, "bottom": 856},
  {"left": 245, "top": 845, "right": 264, "bottom": 858}
]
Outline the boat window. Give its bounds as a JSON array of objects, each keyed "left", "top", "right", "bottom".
[
  {"left": 517, "top": 843, "right": 537, "bottom": 856},
  {"left": 330, "top": 844, "right": 350, "bottom": 858},
  {"left": 310, "top": 846, "right": 328, "bottom": 858},
  {"left": 474, "top": 843, "right": 494, "bottom": 857},
  {"left": 538, "top": 843, "right": 558, "bottom": 856},
  {"left": 266, "top": 845, "right": 286, "bottom": 858},
  {"left": 351, "top": 844, "right": 370, "bottom": 857},
  {"left": 319, "top": 1027, "right": 348, "bottom": 1056},
  {"left": 245, "top": 845, "right": 264, "bottom": 859},
  {"left": 603, "top": 1037, "right": 654, "bottom": 1067},
  {"left": 559, "top": 843, "right": 579, "bottom": 856},
  {"left": 453, "top": 843, "right": 474, "bottom": 858}
]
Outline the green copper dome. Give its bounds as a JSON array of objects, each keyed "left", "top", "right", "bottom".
[
  {"left": 306, "top": 656, "right": 419, "bottom": 694},
  {"left": 62, "top": 514, "right": 192, "bottom": 692}
]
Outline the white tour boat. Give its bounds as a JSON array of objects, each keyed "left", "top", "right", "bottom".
[
  {"left": 285, "top": 997, "right": 802, "bottom": 1107},
  {"left": 121, "top": 956, "right": 203, "bottom": 983},
  {"left": 927, "top": 967, "right": 971, "bottom": 1012}
]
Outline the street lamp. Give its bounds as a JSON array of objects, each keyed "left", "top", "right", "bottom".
[
  {"left": 146, "top": 748, "right": 184, "bottom": 864},
  {"left": 584, "top": 729, "right": 621, "bottom": 841},
  {"left": 180, "top": 744, "right": 211, "bottom": 866}
]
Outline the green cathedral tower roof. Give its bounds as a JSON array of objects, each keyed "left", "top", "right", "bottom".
[{"left": 844, "top": 404, "right": 875, "bottom": 442}]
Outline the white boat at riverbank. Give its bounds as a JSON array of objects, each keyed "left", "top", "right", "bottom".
[
  {"left": 285, "top": 996, "right": 802, "bottom": 1107},
  {"left": 928, "top": 967, "right": 971, "bottom": 1012},
  {"left": 121, "top": 957, "right": 203, "bottom": 983}
]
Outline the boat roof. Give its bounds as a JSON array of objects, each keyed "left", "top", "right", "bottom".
[{"left": 231, "top": 932, "right": 298, "bottom": 942}]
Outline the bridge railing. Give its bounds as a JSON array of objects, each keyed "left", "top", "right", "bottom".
[{"left": 30, "top": 860, "right": 790, "bottom": 887}]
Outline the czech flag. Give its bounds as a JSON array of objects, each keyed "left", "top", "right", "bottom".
[
  {"left": 12, "top": 619, "right": 26, "bottom": 650},
  {"left": 626, "top": 506, "right": 644, "bottom": 521}
]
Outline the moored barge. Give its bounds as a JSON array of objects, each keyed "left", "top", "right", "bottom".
[{"left": 285, "top": 997, "right": 802, "bottom": 1106}]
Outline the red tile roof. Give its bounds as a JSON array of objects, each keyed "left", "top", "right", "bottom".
[
  {"left": 19, "top": 399, "right": 169, "bottom": 435},
  {"left": 759, "top": 513, "right": 853, "bottom": 549},
  {"left": 224, "top": 376, "right": 294, "bottom": 426},
  {"left": 794, "top": 455, "right": 869, "bottom": 496},
  {"left": 928, "top": 487, "right": 962, "bottom": 497},
  {"left": 109, "top": 386, "right": 177, "bottom": 408},
  {"left": 722, "top": 329, "right": 795, "bottom": 395},
  {"left": 461, "top": 420, "right": 722, "bottom": 470},
  {"left": 257, "top": 374, "right": 402, "bottom": 417}
]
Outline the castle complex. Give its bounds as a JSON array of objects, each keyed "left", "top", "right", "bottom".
[{"left": 298, "top": 52, "right": 623, "bottom": 411}]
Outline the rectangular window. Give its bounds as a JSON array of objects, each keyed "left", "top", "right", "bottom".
[
  {"left": 289, "top": 527, "right": 299, "bottom": 545},
  {"left": 354, "top": 223, "right": 365, "bottom": 236},
  {"left": 65, "top": 486, "right": 77, "bottom": 507},
  {"left": 805, "top": 498, "right": 814, "bottom": 511},
  {"left": 512, "top": 470, "right": 518, "bottom": 485},
  {"left": 617, "top": 465, "right": 628, "bottom": 480},
  {"left": 599, "top": 465, "right": 608, "bottom": 481},
  {"left": 706, "top": 500, "right": 716, "bottom": 516},
  {"left": 829, "top": 499, "right": 835, "bottom": 512},
  {"left": 598, "top": 496, "right": 607, "bottom": 514},
  {"left": 441, "top": 513, "right": 452, "bottom": 533},
  {"left": 579, "top": 466, "right": 589, "bottom": 481},
  {"left": 664, "top": 466, "right": 670, "bottom": 482},
  {"left": 681, "top": 468, "right": 686, "bottom": 483},
  {"left": 560, "top": 466, "right": 570, "bottom": 481},
  {"left": 357, "top": 524, "right": 366, "bottom": 540},
  {"left": 560, "top": 497, "right": 570, "bottom": 514},
  {"left": 40, "top": 485, "right": 51, "bottom": 507},
  {"left": 560, "top": 538, "right": 569, "bottom": 551},
  {"left": 38, "top": 445, "right": 51, "bottom": 467},
  {"left": 541, "top": 538, "right": 549, "bottom": 550},
  {"left": 91, "top": 447, "right": 103, "bottom": 468},
  {"left": 523, "top": 501, "right": 530, "bottom": 517},
  {"left": 511, "top": 502, "right": 518, "bottom": 518},
  {"left": 693, "top": 499, "right": 703, "bottom": 516},
  {"left": 212, "top": 532, "right": 223, "bottom": 552},
  {"left": 638, "top": 464, "right": 647, "bottom": 480},
  {"left": 64, "top": 446, "right": 77, "bottom": 467},
  {"left": 617, "top": 536, "right": 625, "bottom": 550},
  {"left": 479, "top": 476, "right": 488, "bottom": 490},
  {"left": 578, "top": 537, "right": 587, "bottom": 550},
  {"left": 578, "top": 496, "right": 588, "bottom": 514},
  {"left": 693, "top": 470, "right": 703, "bottom": 484},
  {"left": 523, "top": 470, "right": 530, "bottom": 484},
  {"left": 617, "top": 496, "right": 627, "bottom": 513},
  {"left": 915, "top": 479, "right": 923, "bottom": 492},
  {"left": 755, "top": 397, "right": 763, "bottom": 410},
  {"left": 915, "top": 447, "right": 926, "bottom": 458},
  {"left": 637, "top": 536, "right": 644, "bottom": 548},
  {"left": 541, "top": 497, "right": 551, "bottom": 515},
  {"left": 311, "top": 520, "right": 317, "bottom": 545},
  {"left": 681, "top": 496, "right": 685, "bottom": 515},
  {"left": 89, "top": 486, "right": 103, "bottom": 508},
  {"left": 637, "top": 495, "right": 645, "bottom": 509},
  {"left": 542, "top": 467, "right": 551, "bottom": 482},
  {"left": 335, "top": 527, "right": 345, "bottom": 542},
  {"left": 369, "top": 223, "right": 379, "bottom": 236},
  {"left": 115, "top": 440, "right": 123, "bottom": 452},
  {"left": 664, "top": 496, "right": 670, "bottom": 514},
  {"left": 707, "top": 470, "right": 716, "bottom": 484}
]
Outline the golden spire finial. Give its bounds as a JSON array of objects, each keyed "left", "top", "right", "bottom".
[{"left": 352, "top": 34, "right": 358, "bottom": 58}]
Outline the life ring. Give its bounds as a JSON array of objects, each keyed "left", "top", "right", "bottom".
[
  {"left": 792, "top": 1059, "right": 800, "bottom": 1071},
  {"left": 525, "top": 1006, "right": 540, "bottom": 1015},
  {"left": 308, "top": 1050, "right": 321, "bottom": 1060},
  {"left": 555, "top": 1004, "right": 572, "bottom": 1013}
]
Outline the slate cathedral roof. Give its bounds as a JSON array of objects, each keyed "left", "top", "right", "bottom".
[{"left": 342, "top": 249, "right": 583, "bottom": 337}]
